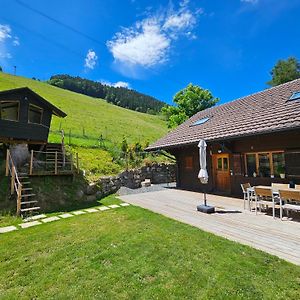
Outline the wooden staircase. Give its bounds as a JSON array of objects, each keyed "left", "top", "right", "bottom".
[
  {"left": 18, "top": 172, "right": 40, "bottom": 216},
  {"left": 5, "top": 151, "right": 40, "bottom": 217}
]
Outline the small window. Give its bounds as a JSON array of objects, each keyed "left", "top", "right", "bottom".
[
  {"left": 184, "top": 156, "right": 193, "bottom": 170},
  {"left": 289, "top": 91, "right": 300, "bottom": 101},
  {"left": 28, "top": 104, "right": 43, "bottom": 124},
  {"left": 217, "top": 158, "right": 222, "bottom": 170},
  {"left": 223, "top": 157, "right": 229, "bottom": 170},
  {"left": 246, "top": 154, "right": 256, "bottom": 176},
  {"left": 273, "top": 152, "right": 285, "bottom": 177},
  {"left": 258, "top": 153, "right": 271, "bottom": 177},
  {"left": 0, "top": 101, "right": 19, "bottom": 121},
  {"left": 191, "top": 117, "right": 209, "bottom": 126}
]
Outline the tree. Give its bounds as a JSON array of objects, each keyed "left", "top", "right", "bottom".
[
  {"left": 0, "top": 66, "right": 2, "bottom": 72},
  {"left": 267, "top": 57, "right": 300, "bottom": 87},
  {"left": 162, "top": 83, "right": 219, "bottom": 128}
]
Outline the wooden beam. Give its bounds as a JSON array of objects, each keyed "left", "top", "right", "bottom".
[
  {"left": 5, "top": 149, "right": 9, "bottom": 176},
  {"left": 16, "top": 184, "right": 22, "bottom": 216},
  {"left": 30, "top": 150, "right": 33, "bottom": 175}
]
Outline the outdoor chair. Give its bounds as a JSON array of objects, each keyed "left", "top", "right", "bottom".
[
  {"left": 241, "top": 183, "right": 254, "bottom": 210},
  {"left": 278, "top": 189, "right": 300, "bottom": 220},
  {"left": 271, "top": 183, "right": 289, "bottom": 192},
  {"left": 254, "top": 187, "right": 276, "bottom": 218},
  {"left": 295, "top": 185, "right": 300, "bottom": 190}
]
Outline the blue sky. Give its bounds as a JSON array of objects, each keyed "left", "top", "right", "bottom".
[{"left": 1, "top": 0, "right": 300, "bottom": 105}]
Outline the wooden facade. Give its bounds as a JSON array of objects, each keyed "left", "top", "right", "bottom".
[
  {"left": 0, "top": 87, "right": 66, "bottom": 144},
  {"left": 170, "top": 129, "right": 300, "bottom": 197}
]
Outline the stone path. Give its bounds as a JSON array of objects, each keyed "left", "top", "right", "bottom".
[
  {"left": 119, "top": 189, "right": 300, "bottom": 266},
  {"left": 0, "top": 203, "right": 130, "bottom": 235}
]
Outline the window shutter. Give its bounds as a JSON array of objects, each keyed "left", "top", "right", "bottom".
[
  {"left": 232, "top": 153, "right": 244, "bottom": 176},
  {"left": 285, "top": 150, "right": 300, "bottom": 178}
]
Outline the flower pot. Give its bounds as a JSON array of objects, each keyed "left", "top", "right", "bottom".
[{"left": 280, "top": 173, "right": 285, "bottom": 179}]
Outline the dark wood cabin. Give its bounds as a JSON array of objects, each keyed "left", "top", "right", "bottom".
[
  {"left": 0, "top": 87, "right": 66, "bottom": 144},
  {"left": 147, "top": 79, "right": 300, "bottom": 197}
]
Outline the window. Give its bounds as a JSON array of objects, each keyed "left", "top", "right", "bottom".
[
  {"left": 28, "top": 104, "right": 43, "bottom": 124},
  {"left": 184, "top": 156, "right": 193, "bottom": 170},
  {"left": 245, "top": 151, "right": 285, "bottom": 177},
  {"left": 217, "top": 156, "right": 229, "bottom": 171},
  {"left": 273, "top": 152, "right": 285, "bottom": 176},
  {"left": 191, "top": 117, "right": 209, "bottom": 126},
  {"left": 246, "top": 153, "right": 256, "bottom": 176},
  {"left": 289, "top": 91, "right": 300, "bottom": 101},
  {"left": 0, "top": 101, "right": 19, "bottom": 121}
]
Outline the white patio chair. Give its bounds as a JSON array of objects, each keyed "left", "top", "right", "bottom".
[
  {"left": 241, "top": 183, "right": 253, "bottom": 210},
  {"left": 271, "top": 183, "right": 289, "bottom": 192},
  {"left": 254, "top": 187, "right": 276, "bottom": 218},
  {"left": 278, "top": 189, "right": 300, "bottom": 220}
]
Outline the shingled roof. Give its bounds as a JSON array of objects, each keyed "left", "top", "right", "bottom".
[{"left": 148, "top": 78, "right": 300, "bottom": 151}]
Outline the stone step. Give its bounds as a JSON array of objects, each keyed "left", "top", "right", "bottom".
[{"left": 22, "top": 187, "right": 33, "bottom": 191}]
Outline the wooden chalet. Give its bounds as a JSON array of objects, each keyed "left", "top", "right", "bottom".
[
  {"left": 0, "top": 87, "right": 77, "bottom": 216},
  {"left": 0, "top": 87, "right": 66, "bottom": 144},
  {"left": 147, "top": 79, "right": 300, "bottom": 197}
]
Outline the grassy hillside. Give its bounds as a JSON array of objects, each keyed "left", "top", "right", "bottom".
[{"left": 0, "top": 73, "right": 168, "bottom": 179}]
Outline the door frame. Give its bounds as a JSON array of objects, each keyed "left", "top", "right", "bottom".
[{"left": 212, "top": 153, "right": 231, "bottom": 194}]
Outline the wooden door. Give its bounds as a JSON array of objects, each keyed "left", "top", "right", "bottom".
[{"left": 213, "top": 154, "right": 231, "bottom": 193}]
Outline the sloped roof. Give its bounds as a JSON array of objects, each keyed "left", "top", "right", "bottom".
[
  {"left": 0, "top": 87, "right": 67, "bottom": 117},
  {"left": 148, "top": 78, "right": 300, "bottom": 150}
]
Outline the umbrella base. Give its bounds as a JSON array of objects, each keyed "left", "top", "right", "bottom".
[{"left": 197, "top": 205, "right": 215, "bottom": 214}]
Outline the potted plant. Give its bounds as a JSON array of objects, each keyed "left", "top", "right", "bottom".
[{"left": 276, "top": 165, "right": 286, "bottom": 179}]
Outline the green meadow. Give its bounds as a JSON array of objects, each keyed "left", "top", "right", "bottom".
[{"left": 0, "top": 72, "right": 168, "bottom": 178}]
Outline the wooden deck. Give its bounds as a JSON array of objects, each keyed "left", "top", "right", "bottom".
[{"left": 119, "top": 189, "right": 300, "bottom": 265}]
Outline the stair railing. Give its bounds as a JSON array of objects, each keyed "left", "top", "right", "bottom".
[
  {"left": 5, "top": 149, "right": 22, "bottom": 215},
  {"left": 61, "top": 130, "right": 66, "bottom": 167}
]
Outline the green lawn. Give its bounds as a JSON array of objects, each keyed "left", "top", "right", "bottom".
[
  {"left": 0, "top": 195, "right": 299, "bottom": 299},
  {"left": 0, "top": 73, "right": 168, "bottom": 178}
]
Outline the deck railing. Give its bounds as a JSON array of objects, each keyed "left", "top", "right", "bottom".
[
  {"left": 29, "top": 150, "right": 79, "bottom": 175},
  {"left": 5, "top": 150, "right": 22, "bottom": 215}
]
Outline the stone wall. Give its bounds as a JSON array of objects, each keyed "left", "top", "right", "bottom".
[{"left": 84, "top": 163, "right": 176, "bottom": 201}]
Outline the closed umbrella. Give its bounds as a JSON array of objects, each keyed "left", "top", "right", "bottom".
[{"left": 197, "top": 139, "right": 215, "bottom": 214}]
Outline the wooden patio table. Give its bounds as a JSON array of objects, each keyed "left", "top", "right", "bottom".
[{"left": 248, "top": 185, "right": 298, "bottom": 211}]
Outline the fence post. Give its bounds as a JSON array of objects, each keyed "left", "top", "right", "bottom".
[
  {"left": 5, "top": 149, "right": 9, "bottom": 176},
  {"left": 30, "top": 150, "right": 34, "bottom": 175},
  {"left": 55, "top": 151, "right": 58, "bottom": 175},
  {"left": 11, "top": 167, "right": 15, "bottom": 195},
  {"left": 76, "top": 153, "right": 79, "bottom": 174},
  {"left": 16, "top": 184, "right": 22, "bottom": 216},
  {"left": 70, "top": 153, "right": 73, "bottom": 172}
]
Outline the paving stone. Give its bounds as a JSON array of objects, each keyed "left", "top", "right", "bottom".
[
  {"left": 85, "top": 208, "right": 98, "bottom": 213},
  {"left": 109, "top": 204, "right": 120, "bottom": 208},
  {"left": 59, "top": 213, "right": 74, "bottom": 219},
  {"left": 120, "top": 203, "right": 130, "bottom": 207},
  {"left": 19, "top": 221, "right": 41, "bottom": 228},
  {"left": 0, "top": 226, "right": 18, "bottom": 233},
  {"left": 41, "top": 216, "right": 60, "bottom": 223},
  {"left": 23, "top": 214, "right": 47, "bottom": 222},
  {"left": 97, "top": 206, "right": 110, "bottom": 211},
  {"left": 73, "top": 210, "right": 87, "bottom": 215}
]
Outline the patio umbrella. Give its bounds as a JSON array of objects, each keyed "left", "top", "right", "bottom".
[{"left": 197, "top": 139, "right": 215, "bottom": 213}]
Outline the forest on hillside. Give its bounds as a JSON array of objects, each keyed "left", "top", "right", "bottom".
[{"left": 48, "top": 74, "right": 165, "bottom": 114}]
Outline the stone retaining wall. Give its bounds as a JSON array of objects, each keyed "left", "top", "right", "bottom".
[{"left": 84, "top": 163, "right": 176, "bottom": 201}]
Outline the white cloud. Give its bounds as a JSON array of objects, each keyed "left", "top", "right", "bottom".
[
  {"left": 13, "top": 37, "right": 20, "bottom": 46},
  {"left": 0, "top": 25, "right": 12, "bottom": 42},
  {"left": 241, "top": 0, "right": 259, "bottom": 4},
  {"left": 107, "top": 1, "right": 200, "bottom": 70},
  {"left": 101, "top": 80, "right": 131, "bottom": 89},
  {"left": 0, "top": 24, "right": 19, "bottom": 63},
  {"left": 84, "top": 49, "right": 98, "bottom": 69}
]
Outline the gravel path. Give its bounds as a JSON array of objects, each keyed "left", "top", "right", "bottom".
[{"left": 117, "top": 182, "right": 176, "bottom": 196}]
